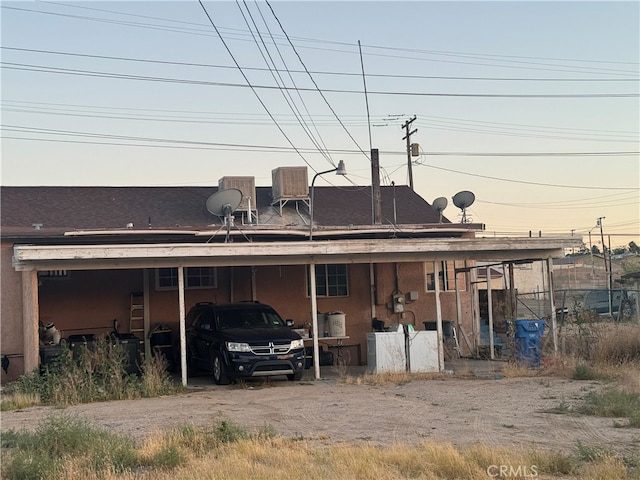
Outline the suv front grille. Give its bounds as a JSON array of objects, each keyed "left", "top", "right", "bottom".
[{"left": 250, "top": 341, "right": 292, "bottom": 355}]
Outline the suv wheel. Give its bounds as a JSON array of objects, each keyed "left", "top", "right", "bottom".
[
  {"left": 212, "top": 352, "right": 231, "bottom": 385},
  {"left": 287, "top": 371, "right": 303, "bottom": 381}
]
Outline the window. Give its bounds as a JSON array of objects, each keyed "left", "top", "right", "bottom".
[
  {"left": 307, "top": 264, "right": 349, "bottom": 297},
  {"left": 425, "top": 261, "right": 466, "bottom": 292},
  {"left": 156, "top": 267, "right": 217, "bottom": 290},
  {"left": 38, "top": 270, "right": 68, "bottom": 278}
]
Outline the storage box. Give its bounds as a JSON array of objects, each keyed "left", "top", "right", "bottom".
[
  {"left": 112, "top": 333, "right": 143, "bottom": 375},
  {"left": 39, "top": 345, "right": 67, "bottom": 371},
  {"left": 68, "top": 334, "right": 97, "bottom": 359},
  {"left": 149, "top": 328, "right": 172, "bottom": 347}
]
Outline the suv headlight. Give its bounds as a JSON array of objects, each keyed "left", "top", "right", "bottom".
[
  {"left": 290, "top": 339, "right": 304, "bottom": 350},
  {"left": 226, "top": 342, "right": 251, "bottom": 353}
]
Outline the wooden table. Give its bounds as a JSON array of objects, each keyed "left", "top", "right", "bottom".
[{"left": 303, "top": 336, "right": 350, "bottom": 364}]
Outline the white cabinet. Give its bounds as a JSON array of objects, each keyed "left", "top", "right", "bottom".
[
  {"left": 406, "top": 330, "right": 439, "bottom": 372},
  {"left": 366, "top": 332, "right": 406, "bottom": 373}
]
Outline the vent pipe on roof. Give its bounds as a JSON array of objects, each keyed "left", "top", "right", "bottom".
[
  {"left": 392, "top": 181, "right": 397, "bottom": 224},
  {"left": 371, "top": 148, "right": 382, "bottom": 225}
]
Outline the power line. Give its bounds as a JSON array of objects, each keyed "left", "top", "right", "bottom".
[
  {"left": 5, "top": 4, "right": 637, "bottom": 77},
  {"left": 25, "top": 2, "right": 640, "bottom": 68},
  {"left": 415, "top": 120, "right": 638, "bottom": 143},
  {"left": 196, "top": 0, "right": 317, "bottom": 173},
  {"left": 417, "top": 162, "right": 639, "bottom": 190},
  {"left": 478, "top": 190, "right": 638, "bottom": 207},
  {"left": 27, "top": 2, "right": 639, "bottom": 69},
  {"left": 4, "top": 62, "right": 637, "bottom": 98},
  {"left": 358, "top": 44, "right": 639, "bottom": 76},
  {"left": 3, "top": 123, "right": 638, "bottom": 159},
  {"left": 235, "top": 0, "right": 335, "bottom": 168},
  {"left": 3, "top": 99, "right": 637, "bottom": 137},
  {"left": 264, "top": 0, "right": 370, "bottom": 163},
  {"left": 416, "top": 114, "right": 638, "bottom": 135},
  {"left": 477, "top": 199, "right": 640, "bottom": 210},
  {"left": 4, "top": 46, "right": 638, "bottom": 83}
]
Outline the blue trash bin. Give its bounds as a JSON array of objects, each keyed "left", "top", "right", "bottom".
[{"left": 514, "top": 320, "right": 545, "bottom": 367}]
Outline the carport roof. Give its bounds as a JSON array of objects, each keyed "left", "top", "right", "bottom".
[{"left": 13, "top": 236, "right": 582, "bottom": 271}]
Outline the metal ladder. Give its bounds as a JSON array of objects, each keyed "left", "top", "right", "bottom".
[
  {"left": 129, "top": 292, "right": 145, "bottom": 334},
  {"left": 451, "top": 325, "right": 462, "bottom": 358}
]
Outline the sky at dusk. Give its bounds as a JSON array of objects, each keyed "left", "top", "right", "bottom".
[{"left": 2, "top": 1, "right": 638, "bottom": 249}]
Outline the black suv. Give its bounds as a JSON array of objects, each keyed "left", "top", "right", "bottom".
[{"left": 185, "top": 302, "right": 305, "bottom": 384}]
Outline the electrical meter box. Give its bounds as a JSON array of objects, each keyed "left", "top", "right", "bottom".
[{"left": 393, "top": 293, "right": 405, "bottom": 313}]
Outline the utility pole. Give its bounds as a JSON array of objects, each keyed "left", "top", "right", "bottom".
[
  {"left": 597, "top": 216, "right": 612, "bottom": 316},
  {"left": 401, "top": 116, "right": 417, "bottom": 190}
]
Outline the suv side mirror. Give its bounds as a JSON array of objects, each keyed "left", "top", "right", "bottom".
[{"left": 285, "top": 319, "right": 294, "bottom": 328}]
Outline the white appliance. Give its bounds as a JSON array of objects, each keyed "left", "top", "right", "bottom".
[
  {"left": 366, "top": 332, "right": 406, "bottom": 373},
  {"left": 406, "top": 330, "right": 439, "bottom": 372}
]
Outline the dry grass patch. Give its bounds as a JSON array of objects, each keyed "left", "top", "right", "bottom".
[
  {"left": 0, "top": 391, "right": 41, "bottom": 411},
  {"left": 580, "top": 455, "right": 630, "bottom": 480},
  {"left": 590, "top": 324, "right": 640, "bottom": 365},
  {"left": 3, "top": 412, "right": 636, "bottom": 480},
  {"left": 501, "top": 362, "right": 540, "bottom": 378},
  {"left": 341, "top": 370, "right": 446, "bottom": 386}
]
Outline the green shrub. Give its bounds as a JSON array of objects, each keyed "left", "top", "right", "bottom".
[
  {"left": 146, "top": 444, "right": 185, "bottom": 470},
  {"left": 1, "top": 414, "right": 138, "bottom": 479},
  {"left": 213, "top": 419, "right": 249, "bottom": 443},
  {"left": 1, "top": 335, "right": 182, "bottom": 409},
  {"left": 572, "top": 363, "right": 601, "bottom": 381},
  {"left": 577, "top": 388, "right": 640, "bottom": 428}
]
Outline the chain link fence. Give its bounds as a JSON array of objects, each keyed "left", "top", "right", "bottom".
[
  {"left": 514, "top": 288, "right": 638, "bottom": 323},
  {"left": 505, "top": 287, "right": 640, "bottom": 360}
]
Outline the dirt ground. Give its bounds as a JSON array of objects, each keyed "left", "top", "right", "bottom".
[{"left": 1, "top": 364, "right": 639, "bottom": 459}]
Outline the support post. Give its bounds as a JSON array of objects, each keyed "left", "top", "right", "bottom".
[
  {"left": 434, "top": 261, "right": 444, "bottom": 371},
  {"left": 178, "top": 266, "right": 187, "bottom": 387},
  {"left": 251, "top": 266, "right": 257, "bottom": 301},
  {"left": 487, "top": 267, "right": 495, "bottom": 360},
  {"left": 143, "top": 269, "right": 151, "bottom": 359},
  {"left": 470, "top": 267, "right": 481, "bottom": 356},
  {"left": 309, "top": 263, "right": 320, "bottom": 380},
  {"left": 546, "top": 258, "right": 558, "bottom": 354},
  {"left": 22, "top": 270, "right": 39, "bottom": 374},
  {"left": 509, "top": 263, "right": 516, "bottom": 319}
]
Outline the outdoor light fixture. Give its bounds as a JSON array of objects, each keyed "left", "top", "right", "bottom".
[
  {"left": 308, "top": 160, "right": 346, "bottom": 380},
  {"left": 309, "top": 160, "right": 347, "bottom": 240}
]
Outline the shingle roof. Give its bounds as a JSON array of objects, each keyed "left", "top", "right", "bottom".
[{"left": 1, "top": 185, "right": 452, "bottom": 236}]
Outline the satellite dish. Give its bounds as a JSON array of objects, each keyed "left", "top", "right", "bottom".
[
  {"left": 205, "top": 188, "right": 243, "bottom": 242},
  {"left": 431, "top": 197, "right": 448, "bottom": 223},
  {"left": 206, "top": 188, "right": 242, "bottom": 217},
  {"left": 452, "top": 191, "right": 475, "bottom": 224}
]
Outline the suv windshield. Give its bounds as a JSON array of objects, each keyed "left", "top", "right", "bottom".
[{"left": 216, "top": 308, "right": 286, "bottom": 330}]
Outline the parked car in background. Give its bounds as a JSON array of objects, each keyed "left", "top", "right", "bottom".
[
  {"left": 185, "top": 301, "right": 305, "bottom": 384},
  {"left": 583, "top": 289, "right": 634, "bottom": 318}
]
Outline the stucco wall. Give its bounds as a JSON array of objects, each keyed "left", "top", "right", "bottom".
[
  {"left": 1, "top": 244, "right": 24, "bottom": 383},
  {"left": 511, "top": 262, "right": 546, "bottom": 296}
]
